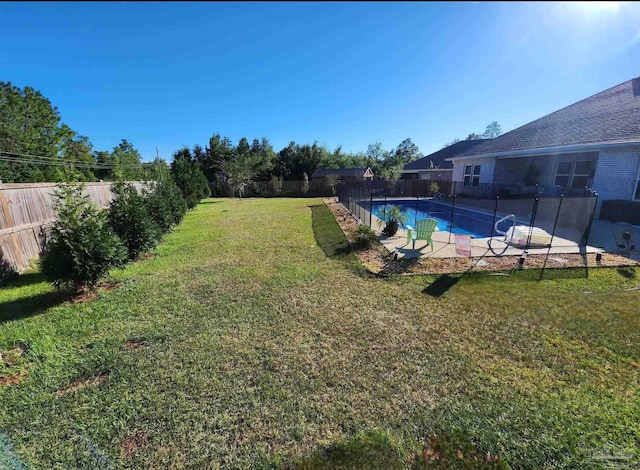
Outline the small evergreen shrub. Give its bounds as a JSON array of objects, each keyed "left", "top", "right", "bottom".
[
  {"left": 143, "top": 174, "right": 187, "bottom": 234},
  {"left": 41, "top": 183, "right": 127, "bottom": 291},
  {"left": 107, "top": 181, "right": 160, "bottom": 260},
  {"left": 170, "top": 154, "right": 210, "bottom": 209},
  {"left": 352, "top": 225, "right": 378, "bottom": 250}
]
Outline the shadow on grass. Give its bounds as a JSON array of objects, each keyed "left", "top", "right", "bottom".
[
  {"left": 423, "top": 274, "right": 462, "bottom": 298},
  {"left": 617, "top": 266, "right": 636, "bottom": 279},
  {"left": 291, "top": 429, "right": 507, "bottom": 470},
  {"left": 0, "top": 289, "right": 73, "bottom": 323},
  {"left": 3, "top": 271, "right": 48, "bottom": 289},
  {"left": 293, "top": 430, "right": 404, "bottom": 470},
  {"left": 310, "top": 204, "right": 352, "bottom": 258},
  {"left": 0, "top": 249, "right": 18, "bottom": 287}
]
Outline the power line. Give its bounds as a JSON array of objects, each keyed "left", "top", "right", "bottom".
[
  {"left": 0, "top": 155, "right": 117, "bottom": 169},
  {"left": 0, "top": 150, "right": 146, "bottom": 169}
]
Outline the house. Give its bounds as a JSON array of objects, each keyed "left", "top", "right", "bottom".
[
  {"left": 401, "top": 139, "right": 488, "bottom": 181},
  {"left": 446, "top": 76, "right": 640, "bottom": 219},
  {"left": 311, "top": 167, "right": 374, "bottom": 183}
]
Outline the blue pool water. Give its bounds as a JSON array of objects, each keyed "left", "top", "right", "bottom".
[{"left": 372, "top": 199, "right": 510, "bottom": 238}]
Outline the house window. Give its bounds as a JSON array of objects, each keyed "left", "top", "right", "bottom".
[
  {"left": 571, "top": 160, "right": 592, "bottom": 189},
  {"left": 554, "top": 161, "right": 572, "bottom": 187},
  {"left": 464, "top": 165, "right": 481, "bottom": 186},
  {"left": 554, "top": 160, "right": 593, "bottom": 189}
]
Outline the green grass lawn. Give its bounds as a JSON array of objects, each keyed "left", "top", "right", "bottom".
[{"left": 1, "top": 198, "right": 639, "bottom": 469}]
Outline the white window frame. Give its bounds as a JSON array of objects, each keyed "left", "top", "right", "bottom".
[
  {"left": 463, "top": 164, "right": 481, "bottom": 186},
  {"left": 554, "top": 160, "right": 593, "bottom": 189},
  {"left": 571, "top": 160, "right": 593, "bottom": 190},
  {"left": 554, "top": 161, "right": 572, "bottom": 188}
]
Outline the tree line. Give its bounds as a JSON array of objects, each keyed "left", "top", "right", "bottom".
[{"left": 1, "top": 81, "right": 502, "bottom": 196}]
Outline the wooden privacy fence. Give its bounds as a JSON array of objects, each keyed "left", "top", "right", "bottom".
[{"left": 0, "top": 181, "right": 143, "bottom": 272}]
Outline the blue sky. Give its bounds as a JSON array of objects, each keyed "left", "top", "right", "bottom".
[{"left": 2, "top": 2, "right": 639, "bottom": 161}]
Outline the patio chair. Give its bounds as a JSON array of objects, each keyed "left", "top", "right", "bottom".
[{"left": 406, "top": 218, "right": 438, "bottom": 251}]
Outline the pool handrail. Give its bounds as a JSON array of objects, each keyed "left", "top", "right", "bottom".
[{"left": 495, "top": 213, "right": 516, "bottom": 237}]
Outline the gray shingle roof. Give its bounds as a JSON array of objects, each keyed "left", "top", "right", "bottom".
[
  {"left": 311, "top": 167, "right": 370, "bottom": 178},
  {"left": 403, "top": 139, "right": 488, "bottom": 171},
  {"left": 456, "top": 77, "right": 640, "bottom": 158}
]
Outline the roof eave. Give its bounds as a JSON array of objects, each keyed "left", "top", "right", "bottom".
[
  {"left": 401, "top": 168, "right": 454, "bottom": 173},
  {"left": 446, "top": 140, "right": 640, "bottom": 162}
]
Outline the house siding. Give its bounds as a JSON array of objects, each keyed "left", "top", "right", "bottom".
[
  {"left": 591, "top": 146, "right": 640, "bottom": 203},
  {"left": 452, "top": 158, "right": 496, "bottom": 183}
]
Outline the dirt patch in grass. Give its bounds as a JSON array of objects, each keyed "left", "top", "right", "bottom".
[
  {"left": 123, "top": 339, "right": 148, "bottom": 351},
  {"left": 0, "top": 367, "right": 29, "bottom": 387},
  {"left": 120, "top": 431, "right": 150, "bottom": 459},
  {"left": 0, "top": 344, "right": 31, "bottom": 387},
  {"left": 1, "top": 344, "right": 25, "bottom": 366},
  {"left": 324, "top": 198, "right": 639, "bottom": 276},
  {"left": 55, "top": 371, "right": 110, "bottom": 397}
]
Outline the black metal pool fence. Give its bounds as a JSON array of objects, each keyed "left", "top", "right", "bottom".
[{"left": 337, "top": 179, "right": 599, "bottom": 250}]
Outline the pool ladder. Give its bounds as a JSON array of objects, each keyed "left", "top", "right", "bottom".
[{"left": 494, "top": 213, "right": 516, "bottom": 237}]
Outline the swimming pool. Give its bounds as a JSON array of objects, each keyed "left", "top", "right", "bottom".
[{"left": 372, "top": 199, "right": 510, "bottom": 238}]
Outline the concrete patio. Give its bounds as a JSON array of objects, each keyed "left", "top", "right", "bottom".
[{"left": 370, "top": 212, "right": 639, "bottom": 260}]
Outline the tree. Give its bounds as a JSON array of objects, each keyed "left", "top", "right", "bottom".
[
  {"left": 41, "top": 182, "right": 127, "bottom": 291},
  {"left": 275, "top": 141, "right": 327, "bottom": 181},
  {"left": 466, "top": 133, "right": 483, "bottom": 140},
  {"left": 325, "top": 173, "right": 341, "bottom": 196},
  {"left": 482, "top": 121, "right": 502, "bottom": 138},
  {"left": 93, "top": 150, "right": 114, "bottom": 181},
  {"left": 302, "top": 172, "right": 309, "bottom": 194},
  {"left": 270, "top": 174, "right": 283, "bottom": 195},
  {"left": 442, "top": 138, "right": 461, "bottom": 148},
  {"left": 111, "top": 139, "right": 144, "bottom": 180},
  {"left": 378, "top": 138, "right": 422, "bottom": 181},
  {"left": 170, "top": 147, "right": 210, "bottom": 209},
  {"left": 201, "top": 133, "right": 235, "bottom": 180},
  {"left": 107, "top": 180, "right": 159, "bottom": 260},
  {"left": 143, "top": 158, "right": 187, "bottom": 232},
  {"left": 57, "top": 125, "right": 97, "bottom": 182},
  {"left": 0, "top": 82, "right": 67, "bottom": 182}
]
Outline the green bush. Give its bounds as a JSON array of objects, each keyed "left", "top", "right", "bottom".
[
  {"left": 352, "top": 225, "right": 378, "bottom": 250},
  {"left": 41, "top": 183, "right": 127, "bottom": 291},
  {"left": 170, "top": 151, "right": 210, "bottom": 209},
  {"left": 107, "top": 181, "right": 159, "bottom": 260},
  {"left": 143, "top": 173, "right": 187, "bottom": 234}
]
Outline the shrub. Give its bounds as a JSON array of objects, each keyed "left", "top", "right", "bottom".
[
  {"left": 376, "top": 205, "right": 408, "bottom": 237},
  {"left": 352, "top": 225, "right": 378, "bottom": 250},
  {"left": 170, "top": 151, "right": 210, "bottom": 209},
  {"left": 41, "top": 183, "right": 127, "bottom": 291},
  {"left": 107, "top": 181, "right": 159, "bottom": 260},
  {"left": 429, "top": 181, "right": 440, "bottom": 196},
  {"left": 143, "top": 173, "right": 187, "bottom": 234}
]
